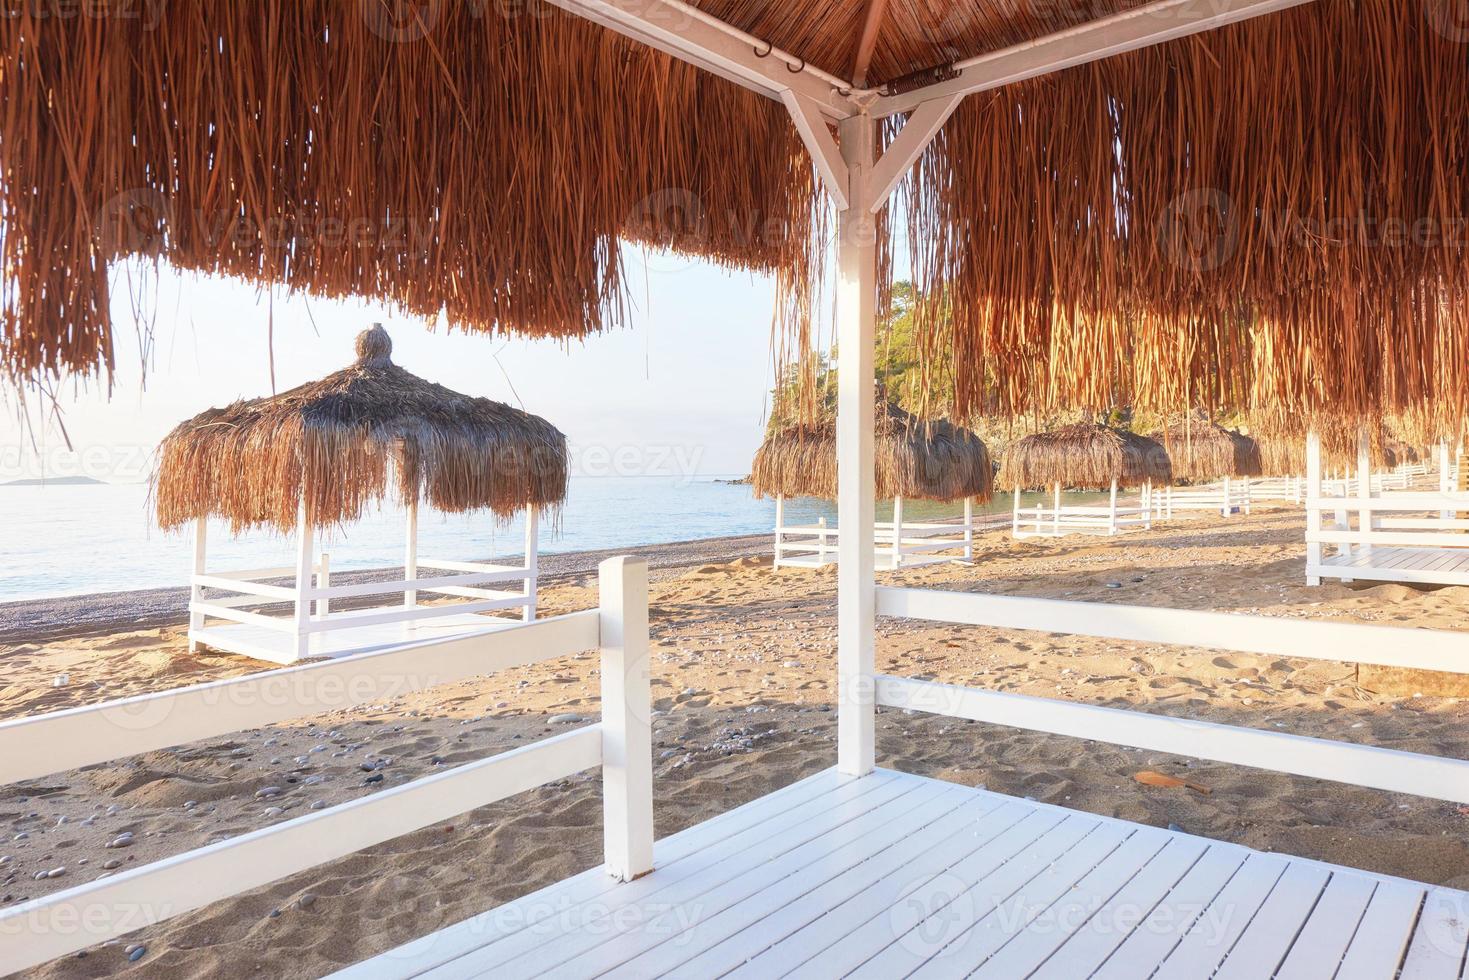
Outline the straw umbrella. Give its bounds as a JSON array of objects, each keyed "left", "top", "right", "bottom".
[
  {"left": 1147, "top": 421, "right": 1262, "bottom": 518},
  {"left": 154, "top": 324, "right": 568, "bottom": 661},
  {"left": 750, "top": 399, "right": 992, "bottom": 567},
  {"left": 999, "top": 423, "right": 1171, "bottom": 537}
]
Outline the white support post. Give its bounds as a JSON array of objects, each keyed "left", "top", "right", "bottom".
[
  {"left": 316, "top": 553, "right": 331, "bottom": 619},
  {"left": 1011, "top": 486, "right": 1021, "bottom": 537},
  {"left": 188, "top": 517, "right": 207, "bottom": 653},
  {"left": 1144, "top": 481, "right": 1154, "bottom": 528},
  {"left": 598, "top": 556, "right": 653, "bottom": 882},
  {"left": 1053, "top": 483, "right": 1062, "bottom": 537},
  {"left": 963, "top": 497, "right": 974, "bottom": 560},
  {"left": 293, "top": 498, "right": 313, "bottom": 661},
  {"left": 1306, "top": 431, "right": 1323, "bottom": 586},
  {"left": 1441, "top": 442, "right": 1453, "bottom": 520},
  {"left": 835, "top": 112, "right": 877, "bottom": 777},
  {"left": 404, "top": 499, "right": 419, "bottom": 609},
  {"left": 891, "top": 497, "right": 904, "bottom": 569},
  {"left": 1222, "top": 475, "right": 1232, "bottom": 517},
  {"left": 774, "top": 495, "right": 785, "bottom": 567},
  {"left": 1356, "top": 427, "right": 1373, "bottom": 559},
  {"left": 523, "top": 509, "right": 539, "bottom": 623},
  {"left": 1109, "top": 479, "right": 1119, "bottom": 535},
  {"left": 818, "top": 515, "right": 829, "bottom": 565}
]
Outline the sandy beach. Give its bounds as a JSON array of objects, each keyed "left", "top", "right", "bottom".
[{"left": 4, "top": 506, "right": 1469, "bottom": 978}]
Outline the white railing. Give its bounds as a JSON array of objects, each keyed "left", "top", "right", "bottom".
[
  {"left": 1010, "top": 483, "right": 1156, "bottom": 539},
  {"left": 1247, "top": 476, "right": 1305, "bottom": 503},
  {"left": 773, "top": 496, "right": 983, "bottom": 570},
  {"left": 0, "top": 557, "right": 652, "bottom": 976},
  {"left": 1305, "top": 492, "right": 1469, "bottom": 586},
  {"left": 873, "top": 586, "right": 1469, "bottom": 805},
  {"left": 1160, "top": 477, "right": 1251, "bottom": 517}
]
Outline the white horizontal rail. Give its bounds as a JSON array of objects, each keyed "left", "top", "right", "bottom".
[
  {"left": 876, "top": 675, "right": 1469, "bottom": 805},
  {"left": 193, "top": 566, "right": 302, "bottom": 582},
  {"left": 189, "top": 601, "right": 296, "bottom": 632},
  {"left": 0, "top": 727, "right": 602, "bottom": 975},
  {"left": 191, "top": 575, "right": 297, "bottom": 601},
  {"left": 875, "top": 587, "right": 1469, "bottom": 675},
  {"left": 303, "top": 596, "right": 527, "bottom": 632},
  {"left": 0, "top": 611, "right": 600, "bottom": 786},
  {"left": 1308, "top": 493, "right": 1469, "bottom": 510},
  {"left": 1309, "top": 530, "right": 1469, "bottom": 549},
  {"left": 414, "top": 558, "right": 527, "bottom": 575},
  {"left": 309, "top": 568, "right": 527, "bottom": 602}
]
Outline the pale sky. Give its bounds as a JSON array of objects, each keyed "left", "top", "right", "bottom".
[{"left": 0, "top": 249, "right": 788, "bottom": 483}]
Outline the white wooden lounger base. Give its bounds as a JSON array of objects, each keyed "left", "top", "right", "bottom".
[{"left": 337, "top": 766, "right": 1469, "bottom": 980}]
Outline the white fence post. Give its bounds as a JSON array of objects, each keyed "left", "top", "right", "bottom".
[
  {"left": 293, "top": 499, "right": 313, "bottom": 661},
  {"left": 1306, "top": 431, "right": 1323, "bottom": 586},
  {"left": 523, "top": 509, "right": 539, "bottom": 623},
  {"left": 774, "top": 496, "right": 786, "bottom": 568},
  {"left": 1356, "top": 427, "right": 1373, "bottom": 559},
  {"left": 189, "top": 517, "right": 207, "bottom": 652},
  {"left": 1108, "top": 479, "right": 1119, "bottom": 534},
  {"left": 817, "top": 515, "right": 829, "bottom": 565},
  {"left": 316, "top": 553, "right": 331, "bottom": 619},
  {"left": 1052, "top": 482, "right": 1062, "bottom": 536},
  {"left": 891, "top": 496, "right": 904, "bottom": 568},
  {"left": 404, "top": 499, "right": 419, "bottom": 609},
  {"left": 599, "top": 556, "right": 654, "bottom": 881},
  {"left": 963, "top": 497, "right": 974, "bottom": 560}
]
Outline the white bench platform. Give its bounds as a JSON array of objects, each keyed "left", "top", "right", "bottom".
[
  {"left": 1314, "top": 545, "right": 1469, "bottom": 587},
  {"left": 335, "top": 767, "right": 1468, "bottom": 979}
]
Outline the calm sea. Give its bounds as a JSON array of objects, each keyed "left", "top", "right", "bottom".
[{"left": 1, "top": 478, "right": 1025, "bottom": 603}]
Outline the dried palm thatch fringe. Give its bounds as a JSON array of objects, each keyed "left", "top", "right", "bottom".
[
  {"left": 750, "top": 398, "right": 992, "bottom": 503},
  {"left": 0, "top": 1, "right": 821, "bottom": 386},
  {"left": 6, "top": 0, "right": 1469, "bottom": 439},
  {"left": 153, "top": 325, "right": 567, "bottom": 533},
  {"left": 1146, "top": 421, "right": 1261, "bottom": 481},
  {"left": 895, "top": 1, "right": 1469, "bottom": 434},
  {"left": 1000, "top": 423, "right": 1171, "bottom": 492}
]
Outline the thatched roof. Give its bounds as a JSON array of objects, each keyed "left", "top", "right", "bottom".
[
  {"left": 1147, "top": 422, "right": 1262, "bottom": 481},
  {"left": 1000, "top": 423, "right": 1171, "bottom": 491},
  {"left": 750, "top": 401, "right": 991, "bottom": 503},
  {"left": 6, "top": 2, "right": 1469, "bottom": 437},
  {"left": 153, "top": 326, "right": 567, "bottom": 533}
]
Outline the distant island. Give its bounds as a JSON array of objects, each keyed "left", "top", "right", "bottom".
[{"left": 2, "top": 476, "right": 107, "bottom": 487}]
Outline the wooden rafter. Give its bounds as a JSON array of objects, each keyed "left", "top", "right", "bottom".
[{"left": 851, "top": 0, "right": 891, "bottom": 88}]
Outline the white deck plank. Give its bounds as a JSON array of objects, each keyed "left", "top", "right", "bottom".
[
  {"left": 609, "top": 792, "right": 1015, "bottom": 977},
  {"left": 1274, "top": 871, "right": 1378, "bottom": 979},
  {"left": 1150, "top": 852, "right": 1289, "bottom": 980},
  {"left": 1090, "top": 843, "right": 1249, "bottom": 979},
  {"left": 1399, "top": 888, "right": 1469, "bottom": 980},
  {"left": 340, "top": 769, "right": 1469, "bottom": 980},
  {"left": 1334, "top": 879, "right": 1426, "bottom": 980},
  {"left": 551, "top": 782, "right": 971, "bottom": 977},
  {"left": 767, "top": 808, "right": 1073, "bottom": 979},
  {"left": 1210, "top": 862, "right": 1332, "bottom": 980},
  {"left": 418, "top": 773, "right": 922, "bottom": 978},
  {"left": 713, "top": 797, "right": 1047, "bottom": 979},
  {"left": 916, "top": 827, "right": 1172, "bottom": 979},
  {"left": 842, "top": 815, "right": 1109, "bottom": 978},
  {"left": 332, "top": 769, "right": 854, "bottom": 979}
]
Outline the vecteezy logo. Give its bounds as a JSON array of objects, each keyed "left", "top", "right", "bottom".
[
  {"left": 94, "top": 187, "right": 172, "bottom": 257},
  {"left": 361, "top": 0, "right": 443, "bottom": 42},
  {"left": 1156, "top": 188, "right": 1238, "bottom": 273},
  {"left": 1425, "top": 0, "right": 1469, "bottom": 42}
]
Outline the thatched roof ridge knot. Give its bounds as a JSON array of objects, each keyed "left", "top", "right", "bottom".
[{"left": 355, "top": 324, "right": 393, "bottom": 367}]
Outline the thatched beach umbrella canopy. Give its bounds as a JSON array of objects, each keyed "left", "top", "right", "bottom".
[
  {"left": 751, "top": 401, "right": 992, "bottom": 504},
  {"left": 1000, "top": 424, "right": 1171, "bottom": 492},
  {"left": 1147, "top": 422, "right": 1262, "bottom": 482},
  {"left": 153, "top": 325, "right": 568, "bottom": 533}
]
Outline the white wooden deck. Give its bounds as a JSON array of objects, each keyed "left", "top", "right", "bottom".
[
  {"left": 1314, "top": 545, "right": 1469, "bottom": 587},
  {"left": 335, "top": 768, "right": 1468, "bottom": 979}
]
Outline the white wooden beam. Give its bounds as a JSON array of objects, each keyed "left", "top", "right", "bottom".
[
  {"left": 598, "top": 556, "right": 654, "bottom": 881},
  {"left": 851, "top": 0, "right": 890, "bottom": 88},
  {"left": 872, "top": 0, "right": 1316, "bottom": 118},
  {"left": 780, "top": 92, "right": 849, "bottom": 209},
  {"left": 867, "top": 93, "right": 964, "bottom": 212},
  {"left": 835, "top": 114, "right": 877, "bottom": 777},
  {"left": 545, "top": 0, "right": 856, "bottom": 118}
]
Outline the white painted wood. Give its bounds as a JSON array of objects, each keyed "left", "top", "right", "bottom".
[
  {"left": 1109, "top": 479, "right": 1119, "bottom": 533},
  {"left": 963, "top": 497, "right": 974, "bottom": 559},
  {"left": 522, "top": 509, "right": 538, "bottom": 622},
  {"left": 1274, "top": 871, "right": 1377, "bottom": 979},
  {"left": 1141, "top": 851, "right": 1289, "bottom": 980},
  {"left": 875, "top": 586, "right": 1469, "bottom": 675},
  {"left": 1399, "top": 888, "right": 1469, "bottom": 979},
  {"left": 836, "top": 110, "right": 877, "bottom": 777},
  {"left": 1357, "top": 426, "right": 1374, "bottom": 558},
  {"left": 1211, "top": 862, "right": 1332, "bottom": 979},
  {"left": 877, "top": 674, "right": 1469, "bottom": 804},
  {"left": 780, "top": 90, "right": 849, "bottom": 209},
  {"left": 404, "top": 497, "right": 419, "bottom": 608},
  {"left": 316, "top": 552, "right": 331, "bottom": 618},
  {"left": 545, "top": 0, "right": 855, "bottom": 117},
  {"left": 1306, "top": 431, "right": 1323, "bottom": 583},
  {"left": 188, "top": 517, "right": 207, "bottom": 651},
  {"left": 872, "top": 0, "right": 1315, "bottom": 117},
  {"left": 867, "top": 93, "right": 965, "bottom": 212},
  {"left": 599, "top": 556, "right": 654, "bottom": 881},
  {"left": 891, "top": 496, "right": 904, "bottom": 567},
  {"left": 1335, "top": 879, "right": 1428, "bottom": 979},
  {"left": 0, "top": 611, "right": 600, "bottom": 786},
  {"left": 293, "top": 497, "right": 313, "bottom": 661},
  {"left": 0, "top": 726, "right": 602, "bottom": 975}
]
